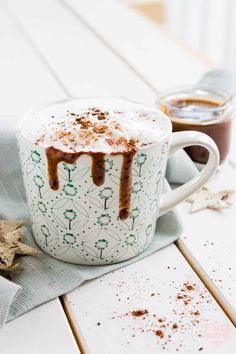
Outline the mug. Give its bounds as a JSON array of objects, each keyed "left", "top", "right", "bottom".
[{"left": 17, "top": 98, "right": 219, "bottom": 265}]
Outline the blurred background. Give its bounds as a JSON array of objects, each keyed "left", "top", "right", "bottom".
[{"left": 122, "top": 0, "right": 236, "bottom": 71}]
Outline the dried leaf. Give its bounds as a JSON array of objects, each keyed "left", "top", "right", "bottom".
[
  {"left": 0, "top": 219, "right": 40, "bottom": 271},
  {"left": 0, "top": 262, "right": 19, "bottom": 270},
  {"left": 16, "top": 242, "right": 41, "bottom": 256},
  {"left": 0, "top": 219, "right": 24, "bottom": 240},
  {"left": 0, "top": 245, "right": 17, "bottom": 269},
  {"left": 2, "top": 229, "right": 22, "bottom": 243}
]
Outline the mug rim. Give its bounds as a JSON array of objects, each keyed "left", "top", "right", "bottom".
[{"left": 17, "top": 96, "right": 172, "bottom": 152}]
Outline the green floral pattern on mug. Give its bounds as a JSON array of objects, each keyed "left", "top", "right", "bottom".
[{"left": 18, "top": 135, "right": 169, "bottom": 265}]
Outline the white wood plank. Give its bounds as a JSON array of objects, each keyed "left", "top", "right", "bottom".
[
  {"left": 177, "top": 163, "right": 236, "bottom": 313},
  {"left": 63, "top": 0, "right": 209, "bottom": 90},
  {"left": 199, "top": 0, "right": 228, "bottom": 66},
  {"left": 223, "top": 1, "right": 236, "bottom": 71},
  {"left": 165, "top": 0, "right": 185, "bottom": 39},
  {"left": 178, "top": 0, "right": 206, "bottom": 54},
  {"left": 0, "top": 299, "right": 80, "bottom": 354},
  {"left": 0, "top": 4, "right": 66, "bottom": 116},
  {"left": 63, "top": 245, "right": 236, "bottom": 354},
  {"left": 165, "top": 0, "right": 229, "bottom": 67},
  {"left": 63, "top": 0, "right": 236, "bottom": 314},
  {"left": 4, "top": 0, "right": 155, "bottom": 105}
]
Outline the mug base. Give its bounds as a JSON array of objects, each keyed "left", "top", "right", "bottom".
[{"left": 35, "top": 238, "right": 147, "bottom": 266}]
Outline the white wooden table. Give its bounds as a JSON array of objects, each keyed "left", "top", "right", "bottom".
[{"left": 0, "top": 1, "right": 235, "bottom": 353}]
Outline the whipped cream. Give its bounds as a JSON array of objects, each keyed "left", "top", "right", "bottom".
[{"left": 19, "top": 98, "right": 168, "bottom": 153}]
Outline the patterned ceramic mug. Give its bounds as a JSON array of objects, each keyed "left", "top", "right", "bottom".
[{"left": 17, "top": 98, "right": 219, "bottom": 265}]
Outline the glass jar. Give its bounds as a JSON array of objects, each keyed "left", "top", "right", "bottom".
[{"left": 157, "top": 85, "right": 233, "bottom": 164}]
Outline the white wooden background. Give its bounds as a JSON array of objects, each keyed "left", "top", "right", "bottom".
[
  {"left": 0, "top": 0, "right": 235, "bottom": 353},
  {"left": 165, "top": 0, "right": 236, "bottom": 70}
]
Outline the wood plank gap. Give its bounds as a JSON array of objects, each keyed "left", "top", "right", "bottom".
[
  {"left": 59, "top": 0, "right": 159, "bottom": 95},
  {"left": 1, "top": 0, "right": 72, "bottom": 98},
  {"left": 59, "top": 295, "right": 88, "bottom": 354},
  {"left": 175, "top": 237, "right": 236, "bottom": 327}
]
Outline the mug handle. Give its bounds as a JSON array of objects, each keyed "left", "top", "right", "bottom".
[{"left": 159, "top": 131, "right": 219, "bottom": 217}]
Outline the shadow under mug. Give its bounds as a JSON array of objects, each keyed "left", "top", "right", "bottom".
[{"left": 17, "top": 98, "right": 219, "bottom": 265}]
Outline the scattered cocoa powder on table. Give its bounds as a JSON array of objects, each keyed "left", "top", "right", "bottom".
[
  {"left": 155, "top": 330, "right": 164, "bottom": 338},
  {"left": 184, "top": 282, "right": 195, "bottom": 291},
  {"left": 111, "top": 278, "right": 211, "bottom": 352},
  {"left": 131, "top": 309, "right": 148, "bottom": 317}
]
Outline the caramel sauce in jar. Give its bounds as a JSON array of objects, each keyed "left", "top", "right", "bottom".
[{"left": 158, "top": 87, "right": 233, "bottom": 164}]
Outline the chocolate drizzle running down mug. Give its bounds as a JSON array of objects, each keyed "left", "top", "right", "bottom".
[{"left": 17, "top": 98, "right": 219, "bottom": 265}]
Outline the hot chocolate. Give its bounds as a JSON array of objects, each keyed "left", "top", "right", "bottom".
[{"left": 20, "top": 98, "right": 165, "bottom": 153}]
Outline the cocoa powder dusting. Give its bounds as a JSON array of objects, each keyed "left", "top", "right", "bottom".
[
  {"left": 193, "top": 311, "right": 200, "bottom": 316},
  {"left": 155, "top": 330, "right": 164, "bottom": 338},
  {"left": 131, "top": 309, "right": 148, "bottom": 317},
  {"left": 184, "top": 282, "right": 195, "bottom": 291},
  {"left": 112, "top": 279, "right": 209, "bottom": 352}
]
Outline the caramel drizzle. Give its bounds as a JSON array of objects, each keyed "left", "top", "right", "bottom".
[{"left": 45, "top": 147, "right": 135, "bottom": 219}]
